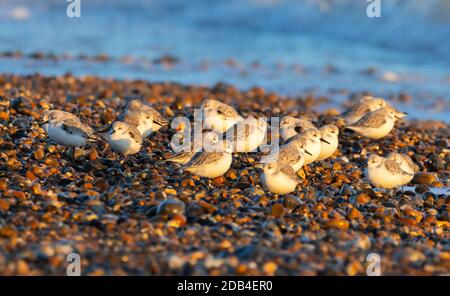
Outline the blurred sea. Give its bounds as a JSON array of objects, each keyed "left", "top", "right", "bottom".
[{"left": 0, "top": 0, "right": 449, "bottom": 120}]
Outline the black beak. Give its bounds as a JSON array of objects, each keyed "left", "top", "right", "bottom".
[
  {"left": 39, "top": 120, "right": 49, "bottom": 126},
  {"left": 320, "top": 138, "right": 330, "bottom": 144},
  {"left": 96, "top": 125, "right": 112, "bottom": 133},
  {"left": 305, "top": 150, "right": 313, "bottom": 156}
]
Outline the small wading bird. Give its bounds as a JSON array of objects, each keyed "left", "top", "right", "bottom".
[
  {"left": 183, "top": 140, "right": 233, "bottom": 179},
  {"left": 317, "top": 124, "right": 339, "bottom": 161},
  {"left": 225, "top": 116, "right": 268, "bottom": 152},
  {"left": 365, "top": 154, "right": 414, "bottom": 195},
  {"left": 285, "top": 128, "right": 325, "bottom": 165},
  {"left": 122, "top": 99, "right": 169, "bottom": 138},
  {"left": 41, "top": 110, "right": 101, "bottom": 158},
  {"left": 105, "top": 121, "right": 142, "bottom": 156},
  {"left": 340, "top": 96, "right": 387, "bottom": 125},
  {"left": 260, "top": 162, "right": 300, "bottom": 195},
  {"left": 346, "top": 106, "right": 407, "bottom": 139},
  {"left": 201, "top": 99, "right": 244, "bottom": 133},
  {"left": 279, "top": 116, "right": 316, "bottom": 141},
  {"left": 166, "top": 129, "right": 220, "bottom": 165}
]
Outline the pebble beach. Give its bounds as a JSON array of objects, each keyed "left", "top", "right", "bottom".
[{"left": 0, "top": 73, "right": 449, "bottom": 275}]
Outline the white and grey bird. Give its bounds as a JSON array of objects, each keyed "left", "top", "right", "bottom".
[
  {"left": 105, "top": 121, "right": 142, "bottom": 156},
  {"left": 260, "top": 162, "right": 300, "bottom": 195},
  {"left": 346, "top": 106, "right": 407, "bottom": 139},
  {"left": 120, "top": 99, "right": 169, "bottom": 138},
  {"left": 279, "top": 115, "right": 316, "bottom": 141},
  {"left": 317, "top": 124, "right": 339, "bottom": 161},
  {"left": 259, "top": 142, "right": 310, "bottom": 172},
  {"left": 285, "top": 128, "right": 323, "bottom": 164},
  {"left": 365, "top": 154, "right": 414, "bottom": 189},
  {"left": 183, "top": 140, "right": 233, "bottom": 178},
  {"left": 40, "top": 110, "right": 79, "bottom": 133},
  {"left": 201, "top": 99, "right": 244, "bottom": 133},
  {"left": 387, "top": 152, "right": 418, "bottom": 176},
  {"left": 340, "top": 96, "right": 387, "bottom": 125},
  {"left": 41, "top": 110, "right": 101, "bottom": 155},
  {"left": 225, "top": 116, "right": 267, "bottom": 152},
  {"left": 166, "top": 130, "right": 220, "bottom": 164}
]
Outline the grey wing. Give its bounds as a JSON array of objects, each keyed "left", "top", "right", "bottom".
[
  {"left": 217, "top": 104, "right": 239, "bottom": 119},
  {"left": 385, "top": 159, "right": 412, "bottom": 176},
  {"left": 279, "top": 164, "right": 299, "bottom": 182},
  {"left": 279, "top": 147, "right": 302, "bottom": 165},
  {"left": 127, "top": 125, "right": 142, "bottom": 144},
  {"left": 184, "top": 152, "right": 222, "bottom": 169},
  {"left": 352, "top": 110, "right": 386, "bottom": 128},
  {"left": 62, "top": 119, "right": 99, "bottom": 140},
  {"left": 148, "top": 108, "right": 169, "bottom": 126},
  {"left": 342, "top": 103, "right": 368, "bottom": 118},
  {"left": 118, "top": 112, "right": 140, "bottom": 127}
]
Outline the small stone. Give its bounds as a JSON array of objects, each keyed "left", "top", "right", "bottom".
[
  {"left": 263, "top": 262, "right": 277, "bottom": 275},
  {"left": 356, "top": 193, "right": 370, "bottom": 204},
  {"left": 283, "top": 195, "right": 302, "bottom": 210},
  {"left": 168, "top": 214, "right": 187, "bottom": 228},
  {"left": 347, "top": 208, "right": 363, "bottom": 220},
  {"left": 325, "top": 219, "right": 349, "bottom": 230},
  {"left": 412, "top": 173, "right": 437, "bottom": 185},
  {"left": 157, "top": 199, "right": 185, "bottom": 216},
  {"left": 270, "top": 204, "right": 285, "bottom": 218}
]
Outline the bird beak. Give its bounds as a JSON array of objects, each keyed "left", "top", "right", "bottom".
[
  {"left": 96, "top": 125, "right": 112, "bottom": 133},
  {"left": 39, "top": 120, "right": 49, "bottom": 126},
  {"left": 395, "top": 112, "right": 408, "bottom": 119},
  {"left": 305, "top": 150, "right": 313, "bottom": 156},
  {"left": 320, "top": 138, "right": 330, "bottom": 144}
]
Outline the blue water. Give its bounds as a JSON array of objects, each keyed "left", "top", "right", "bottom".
[{"left": 0, "top": 0, "right": 449, "bottom": 120}]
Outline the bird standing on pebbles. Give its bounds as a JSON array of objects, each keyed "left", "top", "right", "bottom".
[
  {"left": 346, "top": 106, "right": 407, "bottom": 139},
  {"left": 226, "top": 116, "right": 267, "bottom": 152},
  {"left": 183, "top": 140, "right": 233, "bottom": 178},
  {"left": 340, "top": 96, "right": 387, "bottom": 125},
  {"left": 260, "top": 162, "right": 300, "bottom": 195},
  {"left": 105, "top": 121, "right": 142, "bottom": 156},
  {"left": 121, "top": 99, "right": 169, "bottom": 138},
  {"left": 366, "top": 154, "right": 414, "bottom": 190},
  {"left": 41, "top": 110, "right": 101, "bottom": 157},
  {"left": 317, "top": 124, "right": 339, "bottom": 161},
  {"left": 201, "top": 99, "right": 244, "bottom": 133},
  {"left": 166, "top": 130, "right": 220, "bottom": 165},
  {"left": 279, "top": 116, "right": 316, "bottom": 141}
]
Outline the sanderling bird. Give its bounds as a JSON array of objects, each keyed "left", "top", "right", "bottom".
[
  {"left": 317, "top": 124, "right": 339, "bottom": 161},
  {"left": 121, "top": 99, "right": 169, "bottom": 138},
  {"left": 183, "top": 140, "right": 233, "bottom": 178},
  {"left": 226, "top": 116, "right": 267, "bottom": 152},
  {"left": 105, "top": 121, "right": 142, "bottom": 156},
  {"left": 41, "top": 110, "right": 101, "bottom": 156},
  {"left": 285, "top": 128, "right": 323, "bottom": 164},
  {"left": 387, "top": 152, "right": 418, "bottom": 176},
  {"left": 365, "top": 154, "right": 414, "bottom": 190},
  {"left": 259, "top": 141, "right": 311, "bottom": 172},
  {"left": 346, "top": 106, "right": 407, "bottom": 139},
  {"left": 279, "top": 116, "right": 316, "bottom": 141},
  {"left": 201, "top": 99, "right": 244, "bottom": 133},
  {"left": 260, "top": 162, "right": 300, "bottom": 195},
  {"left": 340, "top": 96, "right": 387, "bottom": 125},
  {"left": 40, "top": 110, "right": 79, "bottom": 133},
  {"left": 166, "top": 130, "right": 220, "bottom": 164}
]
